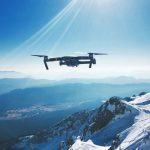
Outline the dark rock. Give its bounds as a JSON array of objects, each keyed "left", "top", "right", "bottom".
[
  {"left": 124, "top": 97, "right": 133, "bottom": 102},
  {"left": 90, "top": 96, "right": 126, "bottom": 133},
  {"left": 139, "top": 92, "right": 147, "bottom": 96}
]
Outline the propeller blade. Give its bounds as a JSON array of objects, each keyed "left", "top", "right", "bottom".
[
  {"left": 88, "top": 53, "right": 108, "bottom": 55},
  {"left": 94, "top": 53, "right": 108, "bottom": 55},
  {"left": 31, "top": 55, "right": 48, "bottom": 57}
]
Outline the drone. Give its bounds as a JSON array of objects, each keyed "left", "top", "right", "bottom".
[{"left": 31, "top": 52, "right": 107, "bottom": 70}]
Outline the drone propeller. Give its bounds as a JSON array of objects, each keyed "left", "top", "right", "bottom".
[
  {"left": 31, "top": 55, "right": 48, "bottom": 57},
  {"left": 88, "top": 53, "right": 108, "bottom": 55}
]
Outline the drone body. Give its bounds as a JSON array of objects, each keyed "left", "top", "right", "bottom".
[{"left": 32, "top": 53, "right": 107, "bottom": 70}]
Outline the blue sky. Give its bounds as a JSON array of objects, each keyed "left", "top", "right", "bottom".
[
  {"left": 0, "top": 0, "right": 70, "bottom": 51},
  {"left": 0, "top": 0, "right": 150, "bottom": 79}
]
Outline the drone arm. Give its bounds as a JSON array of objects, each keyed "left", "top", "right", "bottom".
[
  {"left": 43, "top": 57, "right": 62, "bottom": 70},
  {"left": 47, "top": 57, "right": 62, "bottom": 62},
  {"left": 76, "top": 56, "right": 90, "bottom": 60}
]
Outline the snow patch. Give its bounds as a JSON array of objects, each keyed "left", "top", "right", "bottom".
[
  {"left": 107, "top": 104, "right": 115, "bottom": 112},
  {"left": 130, "top": 93, "right": 150, "bottom": 105},
  {"left": 70, "top": 139, "right": 109, "bottom": 150}
]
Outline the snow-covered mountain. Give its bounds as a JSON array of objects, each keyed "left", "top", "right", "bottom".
[
  {"left": 71, "top": 92, "right": 150, "bottom": 150},
  {"left": 1, "top": 92, "right": 150, "bottom": 150}
]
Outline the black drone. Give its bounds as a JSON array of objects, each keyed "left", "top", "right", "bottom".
[{"left": 31, "top": 53, "right": 107, "bottom": 70}]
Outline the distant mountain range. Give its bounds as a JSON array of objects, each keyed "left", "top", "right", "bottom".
[
  {"left": 1, "top": 83, "right": 150, "bottom": 112},
  {"left": 57, "top": 76, "right": 150, "bottom": 84},
  {"left": 0, "top": 75, "right": 150, "bottom": 94},
  {"left": 0, "top": 70, "right": 150, "bottom": 84},
  {"left": 0, "top": 78, "right": 55, "bottom": 94}
]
